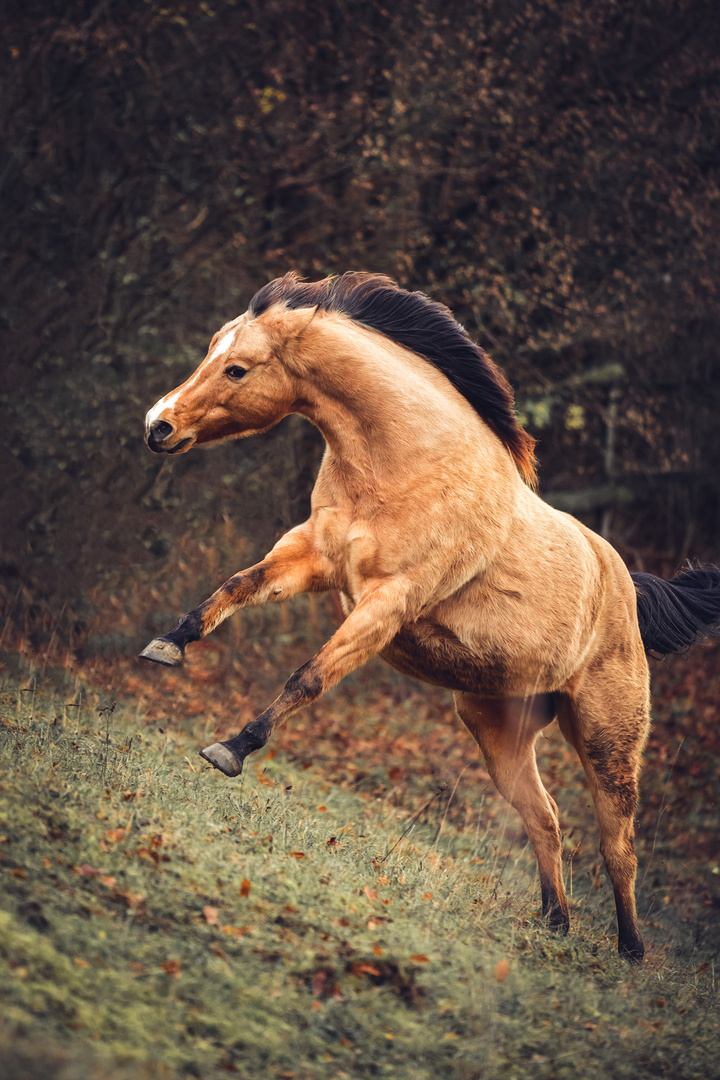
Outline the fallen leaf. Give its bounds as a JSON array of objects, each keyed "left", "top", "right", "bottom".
[
  {"left": 411, "top": 954, "right": 430, "bottom": 963},
  {"left": 203, "top": 906, "right": 219, "bottom": 925},
  {"left": 364, "top": 886, "right": 378, "bottom": 901},
  {"left": 373, "top": 944, "right": 383, "bottom": 957},
  {"left": 493, "top": 959, "right": 509, "bottom": 982},
  {"left": 100, "top": 876, "right": 116, "bottom": 888},
  {"left": 287, "top": 851, "right": 305, "bottom": 859},
  {"left": 221, "top": 925, "right": 253, "bottom": 937},
  {"left": 74, "top": 864, "right": 105, "bottom": 878},
  {"left": 111, "top": 888, "right": 146, "bottom": 910},
  {"left": 239, "top": 878, "right": 251, "bottom": 898},
  {"left": 74, "top": 957, "right": 89, "bottom": 968},
  {"left": 161, "top": 959, "right": 181, "bottom": 978},
  {"left": 352, "top": 962, "right": 381, "bottom": 977}
]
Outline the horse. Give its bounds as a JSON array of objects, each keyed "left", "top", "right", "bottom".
[{"left": 141, "top": 271, "right": 720, "bottom": 963}]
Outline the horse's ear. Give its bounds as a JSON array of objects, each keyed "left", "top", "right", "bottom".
[{"left": 262, "top": 304, "right": 318, "bottom": 345}]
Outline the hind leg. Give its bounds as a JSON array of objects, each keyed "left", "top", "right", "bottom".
[
  {"left": 557, "top": 669, "right": 650, "bottom": 962},
  {"left": 456, "top": 692, "right": 568, "bottom": 932}
]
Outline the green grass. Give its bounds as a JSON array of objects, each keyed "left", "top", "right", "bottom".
[{"left": 1, "top": 654, "right": 719, "bottom": 1080}]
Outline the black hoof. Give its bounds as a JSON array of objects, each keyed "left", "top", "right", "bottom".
[
  {"left": 139, "top": 638, "right": 184, "bottom": 667},
  {"left": 199, "top": 742, "right": 243, "bottom": 777},
  {"left": 619, "top": 937, "right": 645, "bottom": 964}
]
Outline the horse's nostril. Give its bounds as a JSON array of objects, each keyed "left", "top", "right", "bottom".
[{"left": 151, "top": 420, "right": 174, "bottom": 441}]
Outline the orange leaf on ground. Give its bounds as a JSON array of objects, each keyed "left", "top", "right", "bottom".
[
  {"left": 287, "top": 851, "right": 305, "bottom": 859},
  {"left": 364, "top": 886, "right": 378, "bottom": 901},
  {"left": 74, "top": 864, "right": 105, "bottom": 877},
  {"left": 161, "top": 960, "right": 181, "bottom": 978},
  {"left": 111, "top": 888, "right": 146, "bottom": 909},
  {"left": 221, "top": 925, "right": 253, "bottom": 937},
  {"left": 100, "top": 876, "right": 116, "bottom": 888},
  {"left": 317, "top": 806, "right": 327, "bottom": 812},
  {"left": 410, "top": 954, "right": 430, "bottom": 963},
  {"left": 239, "top": 878, "right": 251, "bottom": 898},
  {"left": 352, "top": 962, "right": 381, "bottom": 977},
  {"left": 203, "top": 906, "right": 219, "bottom": 925},
  {"left": 373, "top": 944, "right": 383, "bottom": 957},
  {"left": 493, "top": 959, "right": 510, "bottom": 982}
]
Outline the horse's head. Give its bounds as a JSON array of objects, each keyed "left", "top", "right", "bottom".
[{"left": 144, "top": 306, "right": 316, "bottom": 454}]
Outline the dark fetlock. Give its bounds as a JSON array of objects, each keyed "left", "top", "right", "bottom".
[
  {"left": 544, "top": 906, "right": 570, "bottom": 934},
  {"left": 618, "top": 933, "right": 645, "bottom": 964},
  {"left": 541, "top": 883, "right": 570, "bottom": 934}
]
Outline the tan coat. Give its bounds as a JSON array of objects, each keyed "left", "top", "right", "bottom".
[{"left": 141, "top": 280, "right": 651, "bottom": 961}]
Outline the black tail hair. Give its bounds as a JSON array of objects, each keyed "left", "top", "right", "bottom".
[{"left": 631, "top": 561, "right": 720, "bottom": 657}]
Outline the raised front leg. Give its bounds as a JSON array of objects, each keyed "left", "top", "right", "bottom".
[
  {"left": 140, "top": 522, "right": 332, "bottom": 667},
  {"left": 201, "top": 577, "right": 410, "bottom": 776}
]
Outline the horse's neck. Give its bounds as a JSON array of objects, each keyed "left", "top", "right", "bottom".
[{"left": 295, "top": 320, "right": 520, "bottom": 508}]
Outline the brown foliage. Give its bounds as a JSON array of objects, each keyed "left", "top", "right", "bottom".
[{"left": 1, "top": 0, "right": 719, "bottom": 641}]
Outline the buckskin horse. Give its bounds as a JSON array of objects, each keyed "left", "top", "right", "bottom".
[{"left": 141, "top": 272, "right": 720, "bottom": 962}]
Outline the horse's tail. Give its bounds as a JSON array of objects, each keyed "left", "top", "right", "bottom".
[{"left": 631, "top": 561, "right": 720, "bottom": 657}]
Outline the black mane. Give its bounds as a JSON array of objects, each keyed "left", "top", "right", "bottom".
[{"left": 250, "top": 272, "right": 537, "bottom": 484}]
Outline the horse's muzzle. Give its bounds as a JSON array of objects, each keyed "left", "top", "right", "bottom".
[
  {"left": 146, "top": 421, "right": 192, "bottom": 455},
  {"left": 146, "top": 419, "right": 174, "bottom": 453}
]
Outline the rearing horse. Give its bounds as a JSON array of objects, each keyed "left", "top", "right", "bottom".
[{"left": 141, "top": 272, "right": 720, "bottom": 962}]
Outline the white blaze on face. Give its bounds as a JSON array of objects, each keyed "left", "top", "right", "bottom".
[
  {"left": 145, "top": 326, "right": 238, "bottom": 430},
  {"left": 207, "top": 328, "right": 236, "bottom": 363}
]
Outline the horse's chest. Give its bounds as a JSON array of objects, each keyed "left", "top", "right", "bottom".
[
  {"left": 315, "top": 512, "right": 383, "bottom": 596},
  {"left": 381, "top": 621, "right": 509, "bottom": 696}
]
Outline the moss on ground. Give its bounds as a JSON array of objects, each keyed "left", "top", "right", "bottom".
[{"left": 0, "top": 655, "right": 718, "bottom": 1079}]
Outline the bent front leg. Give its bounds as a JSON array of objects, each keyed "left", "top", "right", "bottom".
[
  {"left": 140, "top": 523, "right": 332, "bottom": 667},
  {"left": 201, "top": 578, "right": 410, "bottom": 776}
]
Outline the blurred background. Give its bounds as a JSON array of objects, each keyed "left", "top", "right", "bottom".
[{"left": 1, "top": 0, "right": 719, "bottom": 674}]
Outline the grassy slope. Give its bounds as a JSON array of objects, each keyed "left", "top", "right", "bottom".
[{"left": 1, "top": 651, "right": 719, "bottom": 1080}]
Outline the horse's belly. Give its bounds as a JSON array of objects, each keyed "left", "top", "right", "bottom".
[{"left": 381, "top": 622, "right": 513, "bottom": 696}]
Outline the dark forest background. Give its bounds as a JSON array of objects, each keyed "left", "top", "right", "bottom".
[{"left": 2, "top": 0, "right": 720, "bottom": 658}]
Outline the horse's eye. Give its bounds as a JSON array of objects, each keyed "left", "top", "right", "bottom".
[{"left": 225, "top": 365, "right": 247, "bottom": 381}]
